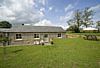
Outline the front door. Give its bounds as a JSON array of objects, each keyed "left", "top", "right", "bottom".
[{"left": 44, "top": 34, "right": 49, "bottom": 43}]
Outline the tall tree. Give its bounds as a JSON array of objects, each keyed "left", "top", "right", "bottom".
[
  {"left": 67, "top": 10, "right": 82, "bottom": 33},
  {"left": 82, "top": 7, "right": 94, "bottom": 28},
  {"left": 96, "top": 21, "right": 100, "bottom": 32},
  {"left": 0, "top": 21, "right": 12, "bottom": 28}
]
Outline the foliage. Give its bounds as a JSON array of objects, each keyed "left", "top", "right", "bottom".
[
  {"left": 67, "top": 10, "right": 82, "bottom": 33},
  {"left": 96, "top": 21, "right": 100, "bottom": 26},
  {"left": 67, "top": 26, "right": 74, "bottom": 31},
  {"left": 67, "top": 7, "right": 94, "bottom": 33},
  {"left": 0, "top": 37, "right": 8, "bottom": 42},
  {"left": 67, "top": 25, "right": 80, "bottom": 33},
  {"left": 0, "top": 38, "right": 100, "bottom": 68},
  {"left": 82, "top": 7, "right": 94, "bottom": 28},
  {"left": 0, "top": 37, "right": 9, "bottom": 46},
  {"left": 96, "top": 21, "right": 100, "bottom": 32},
  {"left": 0, "top": 21, "right": 12, "bottom": 28}
]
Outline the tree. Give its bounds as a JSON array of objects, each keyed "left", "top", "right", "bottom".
[
  {"left": 0, "top": 34, "right": 10, "bottom": 67},
  {"left": 82, "top": 7, "right": 94, "bottom": 28},
  {"left": 0, "top": 21, "right": 12, "bottom": 28},
  {"left": 0, "top": 35, "right": 9, "bottom": 46},
  {"left": 67, "top": 10, "right": 82, "bottom": 33},
  {"left": 96, "top": 21, "right": 100, "bottom": 32},
  {"left": 67, "top": 7, "right": 94, "bottom": 33},
  {"left": 97, "top": 21, "right": 100, "bottom": 26},
  {"left": 67, "top": 25, "right": 80, "bottom": 33}
]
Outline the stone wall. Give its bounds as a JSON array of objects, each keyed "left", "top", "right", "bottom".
[{"left": 8, "top": 32, "right": 66, "bottom": 45}]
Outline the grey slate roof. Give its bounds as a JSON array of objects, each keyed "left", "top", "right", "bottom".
[{"left": 0, "top": 26, "right": 66, "bottom": 33}]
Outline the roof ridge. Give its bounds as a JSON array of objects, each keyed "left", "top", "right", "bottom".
[{"left": 0, "top": 26, "right": 66, "bottom": 32}]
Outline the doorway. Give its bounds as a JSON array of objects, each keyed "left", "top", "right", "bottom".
[{"left": 43, "top": 34, "right": 49, "bottom": 43}]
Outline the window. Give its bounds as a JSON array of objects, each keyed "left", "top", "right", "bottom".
[
  {"left": 58, "top": 33, "right": 61, "bottom": 37},
  {"left": 44, "top": 34, "right": 48, "bottom": 38},
  {"left": 0, "top": 34, "right": 2, "bottom": 37},
  {"left": 16, "top": 34, "right": 22, "bottom": 39},
  {"left": 34, "top": 34, "right": 39, "bottom": 38}
]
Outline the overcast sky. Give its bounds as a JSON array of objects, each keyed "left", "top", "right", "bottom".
[{"left": 0, "top": 0, "right": 100, "bottom": 29}]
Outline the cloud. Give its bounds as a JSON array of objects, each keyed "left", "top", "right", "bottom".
[
  {"left": 65, "top": 4, "right": 74, "bottom": 12},
  {"left": 34, "top": 19, "right": 67, "bottom": 30},
  {"left": 39, "top": 7, "right": 45, "bottom": 17},
  {"left": 90, "top": 4, "right": 100, "bottom": 21},
  {"left": 0, "top": 0, "right": 44, "bottom": 23},
  {"left": 40, "top": 7, "right": 45, "bottom": 12},
  {"left": 38, "top": 11, "right": 45, "bottom": 17},
  {"left": 34, "top": 19, "right": 55, "bottom": 26},
  {"left": 49, "top": 7, "right": 53, "bottom": 11},
  {"left": 60, "top": 11, "right": 74, "bottom": 22},
  {"left": 59, "top": 11, "right": 74, "bottom": 30},
  {"left": 38, "top": 0, "right": 47, "bottom": 6},
  {"left": 0, "top": 6, "right": 15, "bottom": 21},
  {"left": 90, "top": 4, "right": 100, "bottom": 11}
]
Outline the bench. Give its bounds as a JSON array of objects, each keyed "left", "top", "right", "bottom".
[{"left": 83, "top": 35, "right": 98, "bottom": 41}]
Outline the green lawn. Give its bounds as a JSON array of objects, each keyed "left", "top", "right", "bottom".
[{"left": 0, "top": 38, "right": 100, "bottom": 68}]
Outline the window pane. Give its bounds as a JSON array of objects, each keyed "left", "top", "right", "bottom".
[
  {"left": 16, "top": 34, "right": 18, "bottom": 36},
  {"left": 16, "top": 34, "right": 22, "bottom": 39},
  {"left": 37, "top": 35, "right": 39, "bottom": 38},
  {"left": 44, "top": 34, "right": 48, "bottom": 38},
  {"left": 34, "top": 34, "right": 39, "bottom": 38},
  {"left": 58, "top": 33, "right": 61, "bottom": 37},
  {"left": 34, "top": 34, "right": 36, "bottom": 38},
  {"left": 19, "top": 34, "right": 21, "bottom": 36}
]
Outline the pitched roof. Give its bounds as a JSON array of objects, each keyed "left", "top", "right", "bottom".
[{"left": 0, "top": 26, "right": 66, "bottom": 33}]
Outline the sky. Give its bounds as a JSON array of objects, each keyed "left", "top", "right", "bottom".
[{"left": 0, "top": 0, "right": 100, "bottom": 29}]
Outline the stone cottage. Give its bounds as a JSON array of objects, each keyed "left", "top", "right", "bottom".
[{"left": 0, "top": 26, "right": 66, "bottom": 45}]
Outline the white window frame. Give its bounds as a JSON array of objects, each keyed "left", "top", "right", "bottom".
[
  {"left": 16, "top": 34, "right": 22, "bottom": 40},
  {"left": 34, "top": 34, "right": 40, "bottom": 39},
  {"left": 57, "top": 33, "right": 62, "bottom": 38}
]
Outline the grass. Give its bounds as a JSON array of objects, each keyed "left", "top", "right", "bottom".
[{"left": 0, "top": 38, "right": 100, "bottom": 68}]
